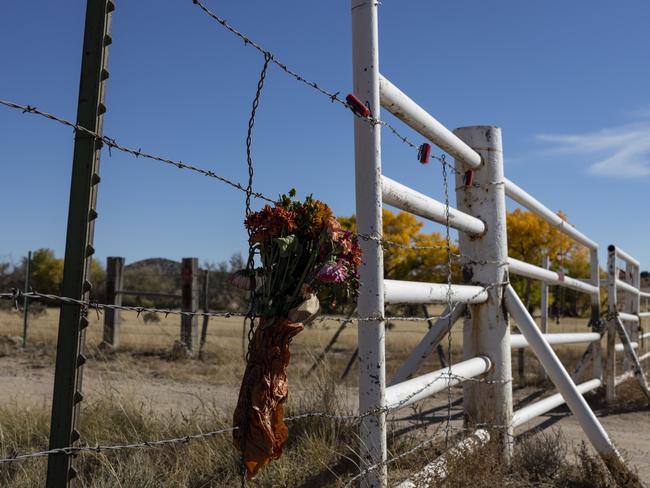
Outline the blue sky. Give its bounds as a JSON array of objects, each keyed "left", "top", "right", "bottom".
[{"left": 1, "top": 1, "right": 649, "bottom": 271}]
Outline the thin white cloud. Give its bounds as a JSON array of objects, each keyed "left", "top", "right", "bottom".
[
  {"left": 624, "top": 106, "right": 650, "bottom": 119},
  {"left": 536, "top": 122, "right": 650, "bottom": 177}
]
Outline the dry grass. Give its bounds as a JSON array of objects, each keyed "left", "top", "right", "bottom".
[
  {"left": 439, "top": 430, "right": 621, "bottom": 488},
  {"left": 1, "top": 308, "right": 646, "bottom": 486},
  {"left": 0, "top": 307, "right": 597, "bottom": 384}
]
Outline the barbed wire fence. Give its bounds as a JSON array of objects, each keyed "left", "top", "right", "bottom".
[{"left": 0, "top": 1, "right": 581, "bottom": 487}]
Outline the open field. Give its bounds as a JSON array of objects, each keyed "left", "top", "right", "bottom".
[{"left": 1, "top": 307, "right": 649, "bottom": 486}]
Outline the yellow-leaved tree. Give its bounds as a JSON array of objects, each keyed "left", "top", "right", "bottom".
[
  {"left": 338, "top": 209, "right": 459, "bottom": 283},
  {"left": 507, "top": 209, "right": 591, "bottom": 316}
]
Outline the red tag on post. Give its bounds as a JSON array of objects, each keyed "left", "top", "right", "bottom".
[
  {"left": 345, "top": 94, "right": 371, "bottom": 118},
  {"left": 464, "top": 170, "right": 474, "bottom": 187},
  {"left": 417, "top": 143, "right": 431, "bottom": 164}
]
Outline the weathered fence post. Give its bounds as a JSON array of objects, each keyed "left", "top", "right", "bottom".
[
  {"left": 102, "top": 256, "right": 124, "bottom": 348},
  {"left": 541, "top": 255, "right": 549, "bottom": 334},
  {"left": 181, "top": 258, "right": 199, "bottom": 354},
  {"left": 46, "top": 1, "right": 114, "bottom": 485},
  {"left": 606, "top": 247, "right": 617, "bottom": 402},
  {"left": 589, "top": 248, "right": 603, "bottom": 380},
  {"left": 453, "top": 126, "right": 513, "bottom": 460},
  {"left": 22, "top": 250, "right": 31, "bottom": 348},
  {"left": 198, "top": 268, "right": 210, "bottom": 359},
  {"left": 622, "top": 261, "right": 639, "bottom": 372},
  {"left": 539, "top": 254, "right": 549, "bottom": 380},
  {"left": 351, "top": 0, "right": 386, "bottom": 485}
]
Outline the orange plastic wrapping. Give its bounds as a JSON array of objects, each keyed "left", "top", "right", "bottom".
[{"left": 233, "top": 318, "right": 304, "bottom": 479}]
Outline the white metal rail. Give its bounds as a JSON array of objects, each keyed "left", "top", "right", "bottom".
[
  {"left": 510, "top": 333, "right": 600, "bottom": 349},
  {"left": 508, "top": 257, "right": 598, "bottom": 295},
  {"left": 503, "top": 178, "right": 598, "bottom": 250},
  {"left": 378, "top": 75, "right": 481, "bottom": 169},
  {"left": 381, "top": 176, "right": 485, "bottom": 236},
  {"left": 384, "top": 280, "right": 488, "bottom": 305},
  {"left": 512, "top": 379, "right": 602, "bottom": 427},
  {"left": 385, "top": 357, "right": 492, "bottom": 410}
]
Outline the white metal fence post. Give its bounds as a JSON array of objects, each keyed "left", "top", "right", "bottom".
[
  {"left": 453, "top": 126, "right": 513, "bottom": 459},
  {"left": 606, "top": 246, "right": 617, "bottom": 402},
  {"left": 541, "top": 254, "right": 549, "bottom": 335},
  {"left": 589, "top": 248, "right": 603, "bottom": 379},
  {"left": 351, "top": 1, "right": 386, "bottom": 486},
  {"left": 628, "top": 262, "right": 641, "bottom": 369}
]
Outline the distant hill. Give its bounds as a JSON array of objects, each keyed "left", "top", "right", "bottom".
[{"left": 126, "top": 258, "right": 181, "bottom": 276}]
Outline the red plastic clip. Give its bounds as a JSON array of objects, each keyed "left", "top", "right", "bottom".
[
  {"left": 346, "top": 94, "right": 371, "bottom": 118},
  {"left": 417, "top": 143, "right": 431, "bottom": 164},
  {"left": 463, "top": 169, "right": 474, "bottom": 187}
]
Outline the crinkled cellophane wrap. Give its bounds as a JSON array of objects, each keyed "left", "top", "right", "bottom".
[{"left": 233, "top": 318, "right": 304, "bottom": 479}]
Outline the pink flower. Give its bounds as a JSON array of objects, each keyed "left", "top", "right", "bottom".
[{"left": 316, "top": 260, "right": 349, "bottom": 283}]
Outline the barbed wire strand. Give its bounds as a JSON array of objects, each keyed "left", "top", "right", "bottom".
[
  {"left": 2, "top": 283, "right": 505, "bottom": 326},
  {"left": 0, "top": 369, "right": 510, "bottom": 466},
  {"left": 189, "top": 0, "right": 506, "bottom": 188},
  {"left": 0, "top": 99, "right": 275, "bottom": 204}
]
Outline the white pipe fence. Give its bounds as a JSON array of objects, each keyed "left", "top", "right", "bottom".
[
  {"left": 503, "top": 178, "right": 598, "bottom": 250},
  {"left": 606, "top": 244, "right": 650, "bottom": 403},
  {"left": 381, "top": 175, "right": 485, "bottom": 236},
  {"left": 385, "top": 357, "right": 492, "bottom": 410},
  {"left": 396, "top": 429, "right": 490, "bottom": 488},
  {"left": 508, "top": 257, "right": 598, "bottom": 295},
  {"left": 510, "top": 333, "right": 600, "bottom": 349},
  {"left": 389, "top": 304, "right": 465, "bottom": 385},
  {"left": 512, "top": 379, "right": 602, "bottom": 428},
  {"left": 378, "top": 75, "right": 482, "bottom": 169},
  {"left": 350, "top": 2, "right": 645, "bottom": 484},
  {"left": 384, "top": 280, "right": 488, "bottom": 305}
]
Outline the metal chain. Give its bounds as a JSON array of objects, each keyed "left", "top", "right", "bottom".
[
  {"left": 238, "top": 52, "right": 272, "bottom": 488},
  {"left": 242, "top": 53, "right": 271, "bottom": 360},
  {"left": 245, "top": 52, "right": 271, "bottom": 216},
  {"left": 441, "top": 154, "right": 455, "bottom": 448}
]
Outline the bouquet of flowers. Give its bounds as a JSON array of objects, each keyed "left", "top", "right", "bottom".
[{"left": 231, "top": 190, "right": 361, "bottom": 479}]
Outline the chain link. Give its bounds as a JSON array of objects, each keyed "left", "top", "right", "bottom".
[
  {"left": 237, "top": 52, "right": 273, "bottom": 487},
  {"left": 440, "top": 154, "right": 455, "bottom": 448}
]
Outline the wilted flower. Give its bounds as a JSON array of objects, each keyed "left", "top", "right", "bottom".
[
  {"left": 245, "top": 205, "right": 297, "bottom": 244},
  {"left": 326, "top": 216, "right": 343, "bottom": 241},
  {"left": 316, "top": 260, "right": 349, "bottom": 283},
  {"left": 228, "top": 270, "right": 256, "bottom": 290}
]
